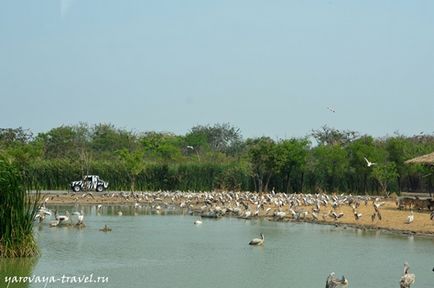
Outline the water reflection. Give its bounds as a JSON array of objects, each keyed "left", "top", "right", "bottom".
[{"left": 0, "top": 257, "right": 38, "bottom": 288}]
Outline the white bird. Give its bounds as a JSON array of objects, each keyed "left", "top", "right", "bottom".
[
  {"left": 55, "top": 210, "right": 70, "bottom": 224},
  {"left": 194, "top": 220, "right": 202, "bottom": 225},
  {"left": 49, "top": 220, "right": 60, "bottom": 227},
  {"left": 186, "top": 145, "right": 194, "bottom": 150},
  {"left": 406, "top": 211, "right": 414, "bottom": 224},
  {"left": 354, "top": 211, "right": 362, "bottom": 221},
  {"left": 249, "top": 233, "right": 264, "bottom": 246},
  {"left": 72, "top": 210, "right": 84, "bottom": 225},
  {"left": 364, "top": 157, "right": 376, "bottom": 167},
  {"left": 118, "top": 211, "right": 123, "bottom": 216},
  {"left": 327, "top": 106, "right": 336, "bottom": 113},
  {"left": 400, "top": 262, "right": 415, "bottom": 288}
]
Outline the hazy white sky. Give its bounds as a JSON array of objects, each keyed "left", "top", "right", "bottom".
[{"left": 1, "top": 0, "right": 433, "bottom": 138}]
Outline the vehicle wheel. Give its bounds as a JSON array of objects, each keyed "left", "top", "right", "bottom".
[
  {"left": 96, "top": 185, "right": 104, "bottom": 192},
  {"left": 73, "top": 185, "right": 81, "bottom": 192}
]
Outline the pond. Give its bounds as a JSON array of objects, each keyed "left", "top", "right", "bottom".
[{"left": 2, "top": 205, "right": 433, "bottom": 288}]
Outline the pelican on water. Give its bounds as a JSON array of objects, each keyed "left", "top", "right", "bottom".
[
  {"left": 72, "top": 210, "right": 84, "bottom": 225},
  {"left": 194, "top": 220, "right": 202, "bottom": 225},
  {"left": 400, "top": 262, "right": 415, "bottom": 288},
  {"left": 325, "top": 272, "right": 349, "bottom": 288},
  {"left": 249, "top": 233, "right": 264, "bottom": 246},
  {"left": 55, "top": 210, "right": 70, "bottom": 224}
]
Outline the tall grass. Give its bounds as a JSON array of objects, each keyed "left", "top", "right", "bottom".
[{"left": 0, "top": 160, "right": 40, "bottom": 258}]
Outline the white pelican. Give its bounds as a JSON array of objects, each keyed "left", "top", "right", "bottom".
[
  {"left": 400, "top": 262, "right": 415, "bottom": 288},
  {"left": 72, "top": 210, "right": 84, "bottom": 225},
  {"left": 194, "top": 220, "right": 202, "bottom": 225},
  {"left": 406, "top": 211, "right": 414, "bottom": 224},
  {"left": 35, "top": 207, "right": 52, "bottom": 223},
  {"left": 249, "top": 233, "right": 264, "bottom": 246},
  {"left": 326, "top": 272, "right": 348, "bottom": 288},
  {"left": 118, "top": 211, "right": 123, "bottom": 216},
  {"left": 49, "top": 220, "right": 59, "bottom": 227},
  {"left": 363, "top": 157, "right": 376, "bottom": 167},
  {"left": 55, "top": 210, "right": 70, "bottom": 224}
]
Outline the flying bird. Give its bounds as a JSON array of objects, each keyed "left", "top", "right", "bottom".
[
  {"left": 327, "top": 106, "right": 336, "bottom": 113},
  {"left": 364, "top": 157, "right": 376, "bottom": 167}
]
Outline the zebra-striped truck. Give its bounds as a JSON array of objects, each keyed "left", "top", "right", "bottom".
[{"left": 71, "top": 175, "right": 109, "bottom": 192}]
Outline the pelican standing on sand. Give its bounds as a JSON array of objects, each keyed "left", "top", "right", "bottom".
[
  {"left": 400, "top": 262, "right": 415, "bottom": 288},
  {"left": 249, "top": 233, "right": 264, "bottom": 246},
  {"left": 325, "top": 272, "right": 349, "bottom": 288},
  {"left": 406, "top": 211, "right": 414, "bottom": 224}
]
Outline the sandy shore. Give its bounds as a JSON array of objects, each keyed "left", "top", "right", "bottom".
[{"left": 38, "top": 191, "right": 434, "bottom": 237}]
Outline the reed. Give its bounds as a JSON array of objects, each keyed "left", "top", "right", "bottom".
[{"left": 0, "top": 160, "right": 40, "bottom": 258}]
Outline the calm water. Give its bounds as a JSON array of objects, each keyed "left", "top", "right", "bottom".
[{"left": 2, "top": 205, "right": 434, "bottom": 288}]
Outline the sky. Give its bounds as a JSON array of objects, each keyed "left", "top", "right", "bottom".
[{"left": 1, "top": 0, "right": 433, "bottom": 139}]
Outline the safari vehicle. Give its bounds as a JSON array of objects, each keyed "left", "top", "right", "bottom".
[{"left": 71, "top": 175, "right": 109, "bottom": 192}]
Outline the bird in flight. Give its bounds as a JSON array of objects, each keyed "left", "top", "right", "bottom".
[
  {"left": 327, "top": 106, "right": 336, "bottom": 113},
  {"left": 364, "top": 157, "right": 376, "bottom": 167}
]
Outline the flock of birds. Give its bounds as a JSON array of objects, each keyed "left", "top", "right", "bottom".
[
  {"left": 36, "top": 188, "right": 433, "bottom": 287},
  {"left": 324, "top": 262, "right": 420, "bottom": 288},
  {"left": 39, "top": 186, "right": 434, "bottom": 232}
]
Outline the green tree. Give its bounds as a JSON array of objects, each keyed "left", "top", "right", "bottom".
[
  {"left": 275, "top": 138, "right": 309, "bottom": 193},
  {"left": 311, "top": 125, "right": 359, "bottom": 146},
  {"left": 91, "top": 123, "right": 137, "bottom": 159},
  {"left": 117, "top": 148, "right": 146, "bottom": 192},
  {"left": 244, "top": 137, "right": 277, "bottom": 192},
  {"left": 372, "top": 162, "right": 399, "bottom": 196},
  {"left": 310, "top": 144, "right": 349, "bottom": 192},
  {"left": 185, "top": 123, "right": 242, "bottom": 154}
]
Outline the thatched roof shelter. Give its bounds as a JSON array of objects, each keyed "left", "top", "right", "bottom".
[{"left": 405, "top": 152, "right": 434, "bottom": 165}]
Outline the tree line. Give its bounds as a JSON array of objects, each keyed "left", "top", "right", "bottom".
[{"left": 0, "top": 123, "right": 433, "bottom": 195}]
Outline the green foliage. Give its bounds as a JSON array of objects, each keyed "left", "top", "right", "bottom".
[
  {"left": 117, "top": 149, "right": 146, "bottom": 191},
  {"left": 1, "top": 123, "right": 433, "bottom": 194},
  {"left": 0, "top": 160, "right": 40, "bottom": 258},
  {"left": 186, "top": 123, "right": 242, "bottom": 154},
  {"left": 309, "top": 144, "right": 349, "bottom": 192},
  {"left": 311, "top": 125, "right": 359, "bottom": 146},
  {"left": 274, "top": 138, "right": 310, "bottom": 193},
  {"left": 372, "top": 162, "right": 399, "bottom": 196},
  {"left": 244, "top": 137, "right": 277, "bottom": 192}
]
